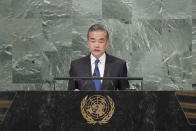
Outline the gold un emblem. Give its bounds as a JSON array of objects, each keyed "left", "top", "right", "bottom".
[{"left": 81, "top": 95, "right": 115, "bottom": 125}]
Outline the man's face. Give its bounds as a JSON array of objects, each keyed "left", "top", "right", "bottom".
[{"left": 87, "top": 30, "right": 109, "bottom": 58}]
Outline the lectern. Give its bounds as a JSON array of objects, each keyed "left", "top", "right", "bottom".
[{"left": 0, "top": 91, "right": 195, "bottom": 131}]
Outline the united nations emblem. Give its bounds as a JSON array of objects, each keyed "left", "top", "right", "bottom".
[{"left": 80, "top": 95, "right": 115, "bottom": 125}]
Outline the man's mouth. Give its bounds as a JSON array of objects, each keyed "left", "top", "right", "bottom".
[{"left": 94, "top": 49, "right": 100, "bottom": 52}]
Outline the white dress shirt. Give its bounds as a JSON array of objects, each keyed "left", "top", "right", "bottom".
[{"left": 90, "top": 53, "right": 106, "bottom": 83}]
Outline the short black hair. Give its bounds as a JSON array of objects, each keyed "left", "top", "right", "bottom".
[{"left": 87, "top": 24, "right": 109, "bottom": 40}]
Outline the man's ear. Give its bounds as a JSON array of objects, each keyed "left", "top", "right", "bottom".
[
  {"left": 106, "top": 40, "right": 110, "bottom": 47},
  {"left": 87, "top": 40, "right": 89, "bottom": 47}
]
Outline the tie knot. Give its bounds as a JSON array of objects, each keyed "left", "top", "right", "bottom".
[{"left": 95, "top": 59, "right": 100, "bottom": 65}]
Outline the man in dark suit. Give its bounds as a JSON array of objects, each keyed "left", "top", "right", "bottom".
[{"left": 68, "top": 24, "right": 129, "bottom": 90}]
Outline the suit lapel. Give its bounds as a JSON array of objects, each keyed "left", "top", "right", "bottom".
[
  {"left": 85, "top": 54, "right": 95, "bottom": 90},
  {"left": 86, "top": 54, "right": 92, "bottom": 77},
  {"left": 101, "top": 53, "right": 111, "bottom": 90}
]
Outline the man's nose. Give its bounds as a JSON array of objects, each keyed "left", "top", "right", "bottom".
[{"left": 95, "top": 42, "right": 100, "bottom": 47}]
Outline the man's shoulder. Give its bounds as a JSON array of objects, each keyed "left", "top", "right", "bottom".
[
  {"left": 106, "top": 54, "right": 126, "bottom": 64},
  {"left": 71, "top": 55, "right": 90, "bottom": 65}
]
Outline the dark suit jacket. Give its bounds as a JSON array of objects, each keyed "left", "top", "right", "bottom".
[{"left": 68, "top": 53, "right": 129, "bottom": 90}]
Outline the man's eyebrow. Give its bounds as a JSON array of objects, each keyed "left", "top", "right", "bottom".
[
  {"left": 99, "top": 38, "right": 105, "bottom": 40},
  {"left": 89, "top": 38, "right": 95, "bottom": 40}
]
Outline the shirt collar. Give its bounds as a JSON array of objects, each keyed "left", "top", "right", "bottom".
[{"left": 91, "top": 53, "right": 106, "bottom": 65}]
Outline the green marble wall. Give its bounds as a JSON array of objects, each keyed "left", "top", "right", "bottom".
[{"left": 0, "top": 0, "right": 195, "bottom": 90}]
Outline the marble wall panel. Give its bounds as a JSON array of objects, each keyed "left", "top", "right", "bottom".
[
  {"left": 161, "top": 19, "right": 192, "bottom": 90},
  {"left": 0, "top": 0, "right": 12, "bottom": 17},
  {"left": 130, "top": 19, "right": 192, "bottom": 90},
  {"left": 131, "top": 19, "right": 164, "bottom": 90},
  {"left": 193, "top": 0, "right": 196, "bottom": 19},
  {"left": 162, "top": 0, "right": 192, "bottom": 19},
  {"left": 12, "top": 18, "right": 47, "bottom": 83},
  {"left": 0, "top": 1, "right": 49, "bottom": 90},
  {"left": 103, "top": 0, "right": 132, "bottom": 24},
  {"left": 11, "top": 0, "right": 43, "bottom": 18},
  {"left": 132, "top": 0, "right": 162, "bottom": 19},
  {"left": 72, "top": 0, "right": 102, "bottom": 26},
  {"left": 11, "top": 0, "right": 72, "bottom": 85},
  {"left": 0, "top": 14, "right": 13, "bottom": 90},
  {"left": 132, "top": 0, "right": 192, "bottom": 19},
  {"left": 192, "top": 19, "right": 196, "bottom": 84}
]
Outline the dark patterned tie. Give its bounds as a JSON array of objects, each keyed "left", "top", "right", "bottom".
[{"left": 93, "top": 59, "right": 101, "bottom": 91}]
